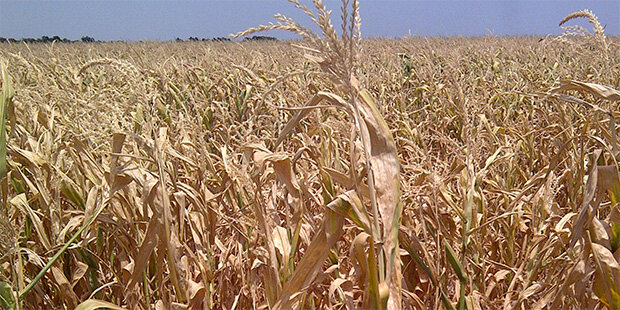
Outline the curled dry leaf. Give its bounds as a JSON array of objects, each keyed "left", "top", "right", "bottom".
[
  {"left": 328, "top": 277, "right": 354, "bottom": 308},
  {"left": 551, "top": 80, "right": 620, "bottom": 102},
  {"left": 10, "top": 194, "right": 52, "bottom": 251},
  {"left": 50, "top": 266, "right": 79, "bottom": 308},
  {"left": 272, "top": 196, "right": 347, "bottom": 309},
  {"left": 350, "top": 232, "right": 371, "bottom": 285},
  {"left": 272, "top": 226, "right": 292, "bottom": 265},
  {"left": 357, "top": 89, "right": 403, "bottom": 309},
  {"left": 570, "top": 150, "right": 601, "bottom": 248},
  {"left": 590, "top": 242, "right": 620, "bottom": 308},
  {"left": 186, "top": 279, "right": 205, "bottom": 309},
  {"left": 74, "top": 299, "right": 124, "bottom": 310},
  {"left": 591, "top": 216, "right": 611, "bottom": 249}
]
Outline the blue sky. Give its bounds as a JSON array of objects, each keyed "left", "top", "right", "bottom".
[{"left": 0, "top": 1, "right": 618, "bottom": 41}]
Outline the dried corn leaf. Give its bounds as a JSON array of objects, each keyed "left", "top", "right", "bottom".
[
  {"left": 357, "top": 88, "right": 402, "bottom": 309},
  {"left": 274, "top": 91, "right": 350, "bottom": 149},
  {"left": 126, "top": 215, "right": 162, "bottom": 292},
  {"left": 327, "top": 190, "right": 372, "bottom": 234},
  {"left": 571, "top": 150, "right": 601, "bottom": 248},
  {"left": 265, "top": 154, "right": 300, "bottom": 198},
  {"left": 50, "top": 266, "right": 79, "bottom": 308},
  {"left": 517, "top": 283, "right": 542, "bottom": 302},
  {"left": 74, "top": 299, "right": 124, "bottom": 310},
  {"left": 273, "top": 226, "right": 291, "bottom": 265},
  {"left": 591, "top": 242, "right": 620, "bottom": 308},
  {"left": 0, "top": 63, "right": 13, "bottom": 181},
  {"left": 186, "top": 279, "right": 205, "bottom": 309},
  {"left": 350, "top": 232, "right": 371, "bottom": 285},
  {"left": 328, "top": 277, "right": 353, "bottom": 307},
  {"left": 591, "top": 217, "right": 611, "bottom": 249},
  {"left": 598, "top": 165, "right": 620, "bottom": 202},
  {"left": 10, "top": 194, "right": 51, "bottom": 251},
  {"left": 273, "top": 206, "right": 344, "bottom": 309},
  {"left": 552, "top": 80, "right": 620, "bottom": 101},
  {"left": 70, "top": 261, "right": 89, "bottom": 289}
]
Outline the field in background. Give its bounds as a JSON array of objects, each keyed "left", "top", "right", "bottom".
[{"left": 0, "top": 35, "right": 619, "bottom": 309}]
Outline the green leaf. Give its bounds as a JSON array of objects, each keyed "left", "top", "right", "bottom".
[
  {"left": 400, "top": 231, "right": 455, "bottom": 310},
  {"left": 611, "top": 206, "right": 620, "bottom": 253},
  {"left": 326, "top": 191, "right": 372, "bottom": 234},
  {"left": 444, "top": 241, "right": 468, "bottom": 283},
  {"left": 0, "top": 282, "right": 16, "bottom": 310},
  {"left": 60, "top": 180, "right": 86, "bottom": 210},
  {"left": 610, "top": 223, "right": 620, "bottom": 254}
]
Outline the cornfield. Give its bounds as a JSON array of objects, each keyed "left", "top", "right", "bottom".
[{"left": 0, "top": 1, "right": 619, "bottom": 309}]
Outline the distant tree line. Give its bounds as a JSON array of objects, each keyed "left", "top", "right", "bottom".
[
  {"left": 176, "top": 36, "right": 233, "bottom": 42},
  {"left": 0, "top": 35, "right": 278, "bottom": 43},
  {"left": 175, "top": 35, "right": 278, "bottom": 42},
  {"left": 0, "top": 36, "right": 97, "bottom": 43},
  {"left": 243, "top": 36, "right": 278, "bottom": 42}
]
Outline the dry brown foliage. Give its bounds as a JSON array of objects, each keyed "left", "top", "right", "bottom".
[{"left": 0, "top": 2, "right": 620, "bottom": 309}]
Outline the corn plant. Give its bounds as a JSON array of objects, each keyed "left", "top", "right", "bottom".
[{"left": 232, "top": 0, "right": 403, "bottom": 308}]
